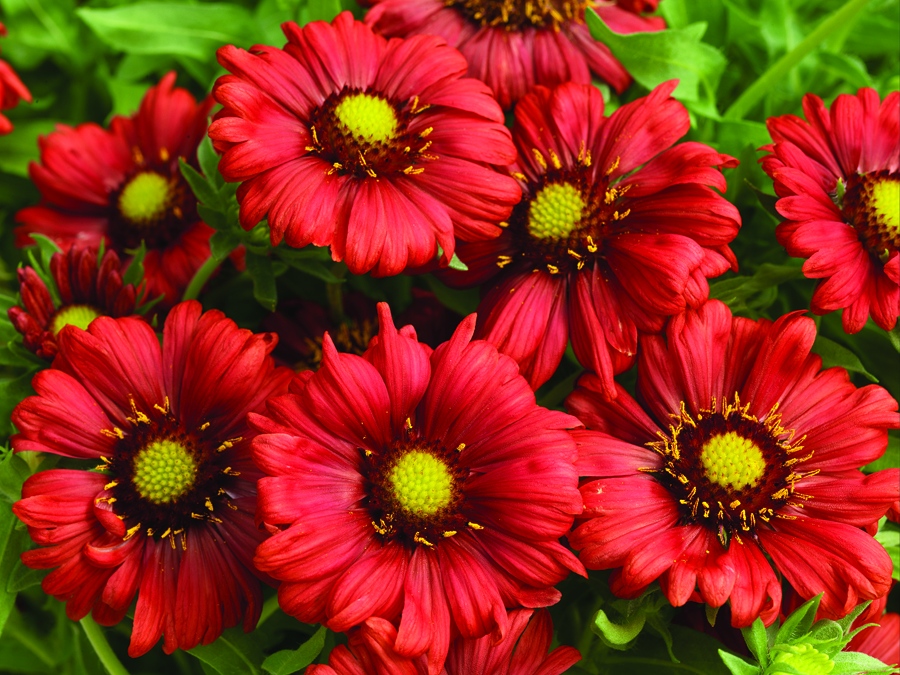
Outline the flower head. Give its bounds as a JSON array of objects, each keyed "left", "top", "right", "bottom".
[
  {"left": 306, "top": 609, "right": 580, "bottom": 674},
  {"left": 0, "top": 22, "right": 31, "bottom": 135},
  {"left": 365, "top": 0, "right": 664, "bottom": 110},
  {"left": 447, "top": 82, "right": 740, "bottom": 392},
  {"left": 209, "top": 12, "right": 520, "bottom": 277},
  {"left": 15, "top": 73, "right": 215, "bottom": 306},
  {"left": 251, "top": 303, "right": 584, "bottom": 672},
  {"left": 567, "top": 300, "right": 899, "bottom": 627},
  {"left": 760, "top": 88, "right": 900, "bottom": 333},
  {"left": 11, "top": 301, "right": 292, "bottom": 656},
  {"left": 8, "top": 246, "right": 142, "bottom": 360}
]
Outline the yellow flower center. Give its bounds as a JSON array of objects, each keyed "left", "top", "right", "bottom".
[
  {"left": 334, "top": 93, "right": 398, "bottom": 144},
  {"left": 388, "top": 450, "right": 454, "bottom": 516},
  {"left": 50, "top": 304, "right": 102, "bottom": 335},
  {"left": 132, "top": 439, "right": 197, "bottom": 504},
  {"left": 700, "top": 431, "right": 767, "bottom": 490},
  {"left": 870, "top": 177, "right": 899, "bottom": 235},
  {"left": 528, "top": 182, "right": 585, "bottom": 240},
  {"left": 769, "top": 643, "right": 834, "bottom": 675},
  {"left": 118, "top": 172, "right": 172, "bottom": 226}
]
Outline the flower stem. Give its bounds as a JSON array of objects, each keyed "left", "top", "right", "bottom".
[
  {"left": 80, "top": 616, "right": 129, "bottom": 675},
  {"left": 724, "top": 0, "right": 871, "bottom": 120},
  {"left": 182, "top": 253, "right": 227, "bottom": 302}
]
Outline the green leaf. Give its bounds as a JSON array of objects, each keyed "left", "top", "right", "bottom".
[
  {"left": 863, "top": 432, "right": 899, "bottom": 473},
  {"left": 0, "top": 120, "right": 58, "bottom": 177},
  {"left": 0, "top": 502, "right": 31, "bottom": 637},
  {"left": 245, "top": 253, "right": 278, "bottom": 312},
  {"left": 198, "top": 135, "right": 225, "bottom": 190},
  {"left": 180, "top": 159, "right": 222, "bottom": 211},
  {"left": 718, "top": 650, "right": 760, "bottom": 675},
  {"left": 6, "top": 560, "right": 47, "bottom": 593},
  {"left": 188, "top": 627, "right": 264, "bottom": 675},
  {"left": 874, "top": 519, "right": 900, "bottom": 583},
  {"left": 209, "top": 232, "right": 241, "bottom": 263},
  {"left": 585, "top": 11, "right": 726, "bottom": 118},
  {"left": 261, "top": 625, "right": 326, "bottom": 675},
  {"left": 812, "top": 335, "right": 879, "bottom": 382},
  {"left": 742, "top": 618, "right": 770, "bottom": 668},
  {"left": 593, "top": 608, "right": 646, "bottom": 649},
  {"left": 830, "top": 650, "right": 897, "bottom": 675},
  {"left": 122, "top": 240, "right": 148, "bottom": 288},
  {"left": 775, "top": 594, "right": 821, "bottom": 646},
  {"left": 300, "top": 0, "right": 343, "bottom": 23},
  {"left": 77, "top": 3, "right": 253, "bottom": 62},
  {"left": 0, "top": 449, "right": 31, "bottom": 504}
]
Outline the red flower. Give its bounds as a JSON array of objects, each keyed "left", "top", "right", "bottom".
[
  {"left": 8, "top": 246, "right": 142, "bottom": 361},
  {"left": 365, "top": 0, "right": 664, "bottom": 110},
  {"left": 848, "top": 611, "right": 900, "bottom": 668},
  {"left": 15, "top": 73, "right": 215, "bottom": 307},
  {"left": 446, "top": 82, "right": 740, "bottom": 392},
  {"left": 306, "top": 609, "right": 580, "bottom": 674},
  {"left": 209, "top": 12, "right": 520, "bottom": 277},
  {"left": 0, "top": 22, "right": 31, "bottom": 135},
  {"left": 760, "top": 88, "right": 900, "bottom": 333},
  {"left": 567, "top": 300, "right": 899, "bottom": 627},
  {"left": 251, "top": 303, "right": 584, "bottom": 673},
  {"left": 11, "top": 301, "right": 292, "bottom": 656}
]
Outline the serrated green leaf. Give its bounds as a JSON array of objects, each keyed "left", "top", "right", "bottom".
[
  {"left": 813, "top": 335, "right": 879, "bottom": 382},
  {"left": 775, "top": 594, "right": 821, "bottom": 646},
  {"left": 743, "top": 618, "right": 770, "bottom": 668},
  {"left": 188, "top": 627, "right": 264, "bottom": 675},
  {"left": 719, "top": 650, "right": 760, "bottom": 675},
  {"left": 585, "top": 11, "right": 726, "bottom": 118},
  {"left": 261, "top": 625, "right": 326, "bottom": 675},
  {"left": 180, "top": 159, "right": 222, "bottom": 211},
  {"left": 830, "top": 650, "right": 897, "bottom": 675},
  {"left": 77, "top": 3, "right": 253, "bottom": 62},
  {"left": 245, "top": 253, "right": 278, "bottom": 312},
  {"left": 447, "top": 253, "right": 468, "bottom": 272}
]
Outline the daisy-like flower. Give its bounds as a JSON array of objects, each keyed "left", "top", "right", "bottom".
[
  {"left": 446, "top": 82, "right": 740, "bottom": 392},
  {"left": 567, "top": 300, "right": 899, "bottom": 627},
  {"left": 307, "top": 609, "right": 580, "bottom": 674},
  {"left": 0, "top": 22, "right": 31, "bottom": 135},
  {"left": 15, "top": 73, "right": 215, "bottom": 306},
  {"left": 8, "top": 246, "right": 142, "bottom": 361},
  {"left": 760, "top": 88, "right": 900, "bottom": 333},
  {"left": 251, "top": 303, "right": 584, "bottom": 673},
  {"left": 11, "top": 301, "right": 292, "bottom": 656},
  {"left": 209, "top": 12, "right": 520, "bottom": 277},
  {"left": 365, "top": 0, "right": 664, "bottom": 110}
]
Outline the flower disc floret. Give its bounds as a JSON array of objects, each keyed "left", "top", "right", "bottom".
[
  {"left": 49, "top": 304, "right": 102, "bottom": 335},
  {"left": 700, "top": 431, "right": 766, "bottom": 490},
  {"left": 388, "top": 450, "right": 454, "bottom": 515},
  {"left": 842, "top": 172, "right": 900, "bottom": 261},
  {"left": 132, "top": 439, "right": 197, "bottom": 504},
  {"left": 334, "top": 93, "right": 398, "bottom": 144},
  {"left": 527, "top": 182, "right": 585, "bottom": 240},
  {"left": 118, "top": 171, "right": 171, "bottom": 226},
  {"left": 769, "top": 643, "right": 834, "bottom": 675}
]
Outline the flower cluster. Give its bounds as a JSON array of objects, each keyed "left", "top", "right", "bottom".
[{"left": 2, "top": 5, "right": 898, "bottom": 675}]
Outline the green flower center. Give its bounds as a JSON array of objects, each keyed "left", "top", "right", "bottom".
[
  {"left": 769, "top": 643, "right": 834, "bottom": 675},
  {"left": 50, "top": 304, "right": 102, "bottom": 335},
  {"left": 870, "top": 177, "right": 899, "bottom": 234},
  {"left": 700, "top": 431, "right": 766, "bottom": 490},
  {"left": 334, "top": 93, "right": 398, "bottom": 144},
  {"left": 388, "top": 450, "right": 454, "bottom": 516},
  {"left": 132, "top": 439, "right": 197, "bottom": 504},
  {"left": 527, "top": 182, "right": 585, "bottom": 240},
  {"left": 118, "top": 172, "right": 171, "bottom": 226}
]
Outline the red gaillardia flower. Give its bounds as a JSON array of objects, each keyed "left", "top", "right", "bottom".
[
  {"left": 251, "top": 303, "right": 584, "bottom": 672},
  {"left": 307, "top": 609, "right": 580, "bottom": 675},
  {"left": 15, "top": 73, "right": 215, "bottom": 306},
  {"left": 209, "top": 12, "right": 520, "bottom": 277},
  {"left": 0, "top": 23, "right": 31, "bottom": 135},
  {"left": 567, "top": 300, "right": 899, "bottom": 627},
  {"left": 760, "top": 88, "right": 900, "bottom": 333},
  {"left": 8, "top": 246, "right": 142, "bottom": 361},
  {"left": 365, "top": 0, "right": 664, "bottom": 110},
  {"left": 446, "top": 81, "right": 740, "bottom": 392},
  {"left": 11, "top": 301, "right": 292, "bottom": 656}
]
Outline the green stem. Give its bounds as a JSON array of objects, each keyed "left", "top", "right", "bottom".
[
  {"left": 182, "top": 253, "right": 229, "bottom": 302},
  {"left": 724, "top": 0, "right": 871, "bottom": 120},
  {"left": 80, "top": 616, "right": 129, "bottom": 675}
]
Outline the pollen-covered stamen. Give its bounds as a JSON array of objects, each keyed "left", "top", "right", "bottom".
[
  {"left": 132, "top": 439, "right": 197, "bottom": 504},
  {"left": 842, "top": 170, "right": 900, "bottom": 261},
  {"left": 365, "top": 437, "right": 469, "bottom": 547},
  {"left": 118, "top": 172, "right": 172, "bottom": 227},
  {"left": 308, "top": 87, "right": 436, "bottom": 179},
  {"left": 647, "top": 396, "right": 814, "bottom": 547},
  {"left": 49, "top": 304, "right": 102, "bottom": 335},
  {"left": 446, "top": 0, "right": 589, "bottom": 30}
]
